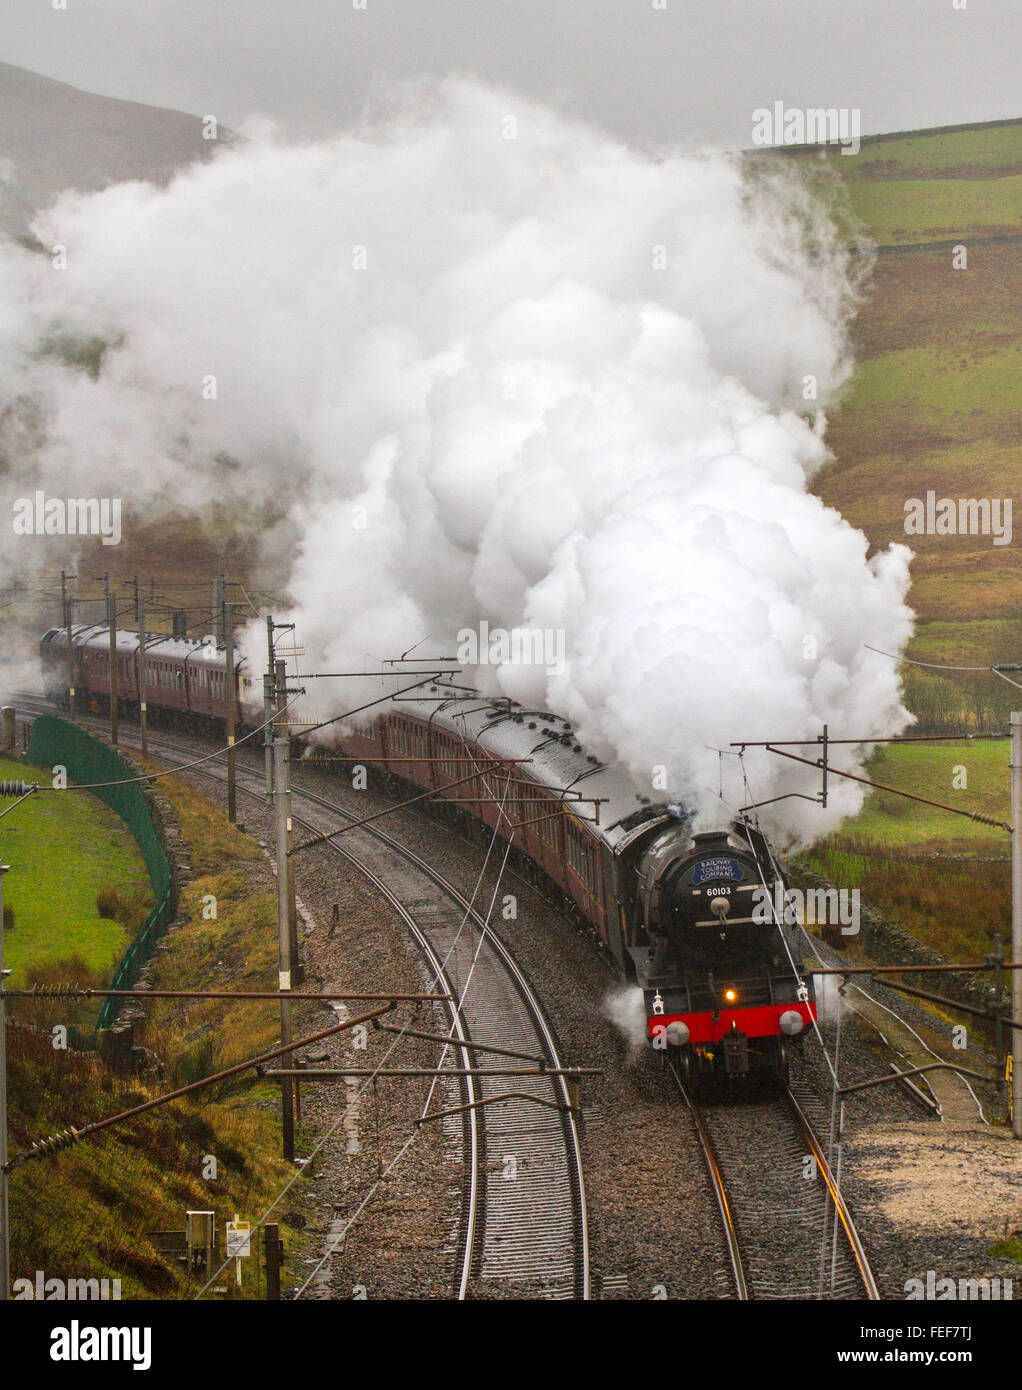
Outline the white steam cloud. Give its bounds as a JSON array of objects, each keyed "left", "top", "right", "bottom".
[
  {"left": 811, "top": 972, "right": 858, "bottom": 1024},
  {"left": 0, "top": 80, "right": 913, "bottom": 843},
  {"left": 603, "top": 985, "right": 650, "bottom": 1057}
]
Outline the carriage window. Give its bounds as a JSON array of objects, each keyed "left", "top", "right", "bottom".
[
  {"left": 566, "top": 823, "right": 595, "bottom": 889},
  {"left": 566, "top": 825, "right": 582, "bottom": 875},
  {"left": 534, "top": 796, "right": 556, "bottom": 847},
  {"left": 437, "top": 735, "right": 448, "bottom": 778}
]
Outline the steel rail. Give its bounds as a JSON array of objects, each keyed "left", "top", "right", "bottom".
[
  {"left": 785, "top": 1086, "right": 879, "bottom": 1300},
  {"left": 308, "top": 821, "right": 482, "bottom": 1301},
  {"left": 291, "top": 778, "right": 592, "bottom": 1301},
  {"left": 672, "top": 1068, "right": 748, "bottom": 1300}
]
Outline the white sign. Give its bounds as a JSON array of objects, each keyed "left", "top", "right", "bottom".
[{"left": 225, "top": 1222, "right": 251, "bottom": 1259}]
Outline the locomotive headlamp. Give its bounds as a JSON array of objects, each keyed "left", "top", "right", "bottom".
[{"left": 723, "top": 988, "right": 737, "bottom": 1003}]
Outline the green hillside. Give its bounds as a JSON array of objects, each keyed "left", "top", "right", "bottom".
[
  {"left": 806, "top": 120, "right": 1022, "bottom": 733},
  {"left": 795, "top": 120, "right": 1022, "bottom": 962}
]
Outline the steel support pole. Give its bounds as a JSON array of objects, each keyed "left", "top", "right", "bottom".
[
  {"left": 107, "top": 590, "right": 118, "bottom": 746},
  {"left": 134, "top": 580, "right": 148, "bottom": 758},
  {"left": 264, "top": 617, "right": 274, "bottom": 796},
  {"left": 272, "top": 662, "right": 295, "bottom": 1161},
  {"left": 61, "top": 571, "right": 76, "bottom": 723},
  {"left": 276, "top": 657, "right": 302, "bottom": 990},
  {"left": 212, "top": 562, "right": 224, "bottom": 648},
  {"left": 223, "top": 600, "right": 236, "bottom": 824},
  {"left": 0, "top": 864, "right": 9, "bottom": 1301},
  {"left": 1011, "top": 712, "right": 1022, "bottom": 1137}
]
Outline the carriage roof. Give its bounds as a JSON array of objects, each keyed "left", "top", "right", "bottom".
[
  {"left": 396, "top": 688, "right": 678, "bottom": 851},
  {"left": 44, "top": 625, "right": 239, "bottom": 668}
]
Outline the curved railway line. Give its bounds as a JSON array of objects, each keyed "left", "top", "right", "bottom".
[
  {"left": 285, "top": 777, "right": 591, "bottom": 1299},
  {"left": 12, "top": 698, "right": 591, "bottom": 1299},
  {"left": 675, "top": 1066, "right": 878, "bottom": 1300}
]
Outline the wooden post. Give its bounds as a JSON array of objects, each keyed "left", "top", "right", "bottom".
[{"left": 264, "top": 1223, "right": 282, "bottom": 1300}]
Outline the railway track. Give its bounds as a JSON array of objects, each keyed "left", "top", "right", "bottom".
[
  {"left": 14, "top": 699, "right": 590, "bottom": 1299},
  {"left": 675, "top": 1067, "right": 878, "bottom": 1300},
  {"left": 284, "top": 777, "right": 591, "bottom": 1299}
]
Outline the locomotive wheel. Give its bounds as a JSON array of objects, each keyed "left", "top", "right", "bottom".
[{"left": 671, "top": 1048, "right": 692, "bottom": 1083}]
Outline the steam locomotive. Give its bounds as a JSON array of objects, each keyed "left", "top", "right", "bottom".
[{"left": 39, "top": 623, "right": 816, "bottom": 1082}]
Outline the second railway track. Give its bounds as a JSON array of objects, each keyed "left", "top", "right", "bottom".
[
  {"left": 286, "top": 775, "right": 591, "bottom": 1299},
  {"left": 676, "top": 1067, "right": 878, "bottom": 1300}
]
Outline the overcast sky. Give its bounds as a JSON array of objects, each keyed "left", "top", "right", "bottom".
[{"left": 1, "top": 0, "right": 1019, "bottom": 150}]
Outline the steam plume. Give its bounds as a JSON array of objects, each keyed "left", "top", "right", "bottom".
[{"left": 0, "top": 80, "right": 913, "bottom": 842}]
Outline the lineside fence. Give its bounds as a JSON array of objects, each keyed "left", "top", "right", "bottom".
[{"left": 23, "top": 714, "right": 176, "bottom": 1036}]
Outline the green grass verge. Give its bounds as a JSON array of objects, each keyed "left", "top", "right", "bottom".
[
  {"left": 0, "top": 755, "right": 153, "bottom": 989},
  {"left": 820, "top": 740, "right": 1010, "bottom": 854},
  {"left": 804, "top": 740, "right": 1012, "bottom": 960},
  {"left": 8, "top": 764, "right": 299, "bottom": 1299},
  {"left": 990, "top": 1237, "right": 1022, "bottom": 1261}
]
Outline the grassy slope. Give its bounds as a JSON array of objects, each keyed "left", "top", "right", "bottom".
[
  {"left": 816, "top": 121, "right": 1022, "bottom": 643},
  {"left": 141, "top": 764, "right": 283, "bottom": 1086},
  {"left": 847, "top": 172, "right": 1022, "bottom": 244},
  {"left": 798, "top": 120, "right": 1022, "bottom": 961},
  {"left": 821, "top": 740, "right": 1009, "bottom": 854},
  {"left": 7, "top": 767, "right": 296, "bottom": 1298},
  {"left": 801, "top": 742, "right": 1014, "bottom": 961},
  {"left": 0, "top": 754, "right": 152, "bottom": 987},
  {"left": 851, "top": 123, "right": 1022, "bottom": 176}
]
